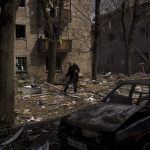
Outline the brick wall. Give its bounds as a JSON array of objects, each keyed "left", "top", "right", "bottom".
[
  {"left": 14, "top": 0, "right": 92, "bottom": 79},
  {"left": 62, "top": 0, "right": 92, "bottom": 75}
]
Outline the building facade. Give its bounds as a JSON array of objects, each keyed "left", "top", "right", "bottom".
[
  {"left": 98, "top": 1, "right": 150, "bottom": 74},
  {"left": 15, "top": 0, "right": 92, "bottom": 79}
]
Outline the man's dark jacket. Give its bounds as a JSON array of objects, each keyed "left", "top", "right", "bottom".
[{"left": 65, "top": 63, "right": 80, "bottom": 82}]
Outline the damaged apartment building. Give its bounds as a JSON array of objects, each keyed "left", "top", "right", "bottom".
[
  {"left": 98, "top": 0, "right": 150, "bottom": 74},
  {"left": 15, "top": 0, "right": 92, "bottom": 79}
]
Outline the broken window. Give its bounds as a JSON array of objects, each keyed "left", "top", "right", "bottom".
[
  {"left": 16, "top": 57, "right": 27, "bottom": 72},
  {"left": 50, "top": 7, "right": 55, "bottom": 17},
  {"left": 19, "top": 0, "right": 25, "bottom": 7},
  {"left": 140, "top": 26, "right": 149, "bottom": 38},
  {"left": 44, "top": 30, "right": 49, "bottom": 38},
  {"left": 55, "top": 52, "right": 66, "bottom": 70},
  {"left": 52, "top": 0, "right": 59, "bottom": 7},
  {"left": 45, "top": 53, "right": 64, "bottom": 71},
  {"left": 16, "top": 25, "right": 26, "bottom": 38},
  {"left": 45, "top": 57, "right": 62, "bottom": 71}
]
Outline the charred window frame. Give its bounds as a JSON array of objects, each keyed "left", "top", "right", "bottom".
[
  {"left": 45, "top": 55, "right": 63, "bottom": 71},
  {"left": 16, "top": 25, "right": 26, "bottom": 39},
  {"left": 19, "top": 0, "right": 25, "bottom": 7},
  {"left": 44, "top": 30, "right": 49, "bottom": 38},
  {"left": 16, "top": 57, "right": 27, "bottom": 72}
]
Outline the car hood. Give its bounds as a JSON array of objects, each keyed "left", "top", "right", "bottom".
[{"left": 64, "top": 103, "right": 142, "bottom": 132}]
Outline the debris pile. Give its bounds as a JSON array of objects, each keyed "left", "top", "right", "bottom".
[
  {"left": 0, "top": 119, "right": 60, "bottom": 149},
  {"left": 15, "top": 73, "right": 150, "bottom": 124},
  {"left": 1, "top": 72, "right": 149, "bottom": 149}
]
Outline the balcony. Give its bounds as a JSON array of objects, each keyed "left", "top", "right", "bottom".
[
  {"left": 39, "top": 38, "right": 72, "bottom": 53},
  {"left": 57, "top": 39, "right": 72, "bottom": 52}
]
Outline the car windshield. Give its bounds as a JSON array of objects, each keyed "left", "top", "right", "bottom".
[{"left": 104, "top": 83, "right": 150, "bottom": 106}]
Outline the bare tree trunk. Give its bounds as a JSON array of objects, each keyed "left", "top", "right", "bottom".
[
  {"left": 0, "top": 0, "right": 18, "bottom": 127},
  {"left": 39, "top": 0, "right": 55, "bottom": 83},
  {"left": 121, "top": 0, "right": 139, "bottom": 76},
  {"left": 47, "top": 39, "right": 57, "bottom": 83},
  {"left": 121, "top": 2, "right": 130, "bottom": 75},
  {"left": 127, "top": 0, "right": 138, "bottom": 76},
  {"left": 39, "top": 0, "right": 64, "bottom": 83},
  {"left": 92, "top": 0, "right": 101, "bottom": 80}
]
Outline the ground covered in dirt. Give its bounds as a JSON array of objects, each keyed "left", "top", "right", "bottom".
[
  {"left": 1, "top": 73, "right": 149, "bottom": 150},
  {"left": 14, "top": 72, "right": 150, "bottom": 125}
]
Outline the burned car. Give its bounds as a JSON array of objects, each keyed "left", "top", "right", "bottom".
[{"left": 58, "top": 80, "right": 150, "bottom": 150}]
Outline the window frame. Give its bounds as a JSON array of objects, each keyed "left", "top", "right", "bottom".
[
  {"left": 16, "top": 57, "right": 27, "bottom": 73},
  {"left": 45, "top": 53, "right": 64, "bottom": 71},
  {"left": 19, "top": 0, "right": 25, "bottom": 7},
  {"left": 16, "top": 24, "right": 26, "bottom": 39}
]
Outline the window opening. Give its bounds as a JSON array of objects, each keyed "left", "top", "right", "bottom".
[
  {"left": 19, "top": 0, "right": 25, "bottom": 7},
  {"left": 16, "top": 57, "right": 27, "bottom": 72},
  {"left": 16, "top": 25, "right": 26, "bottom": 38}
]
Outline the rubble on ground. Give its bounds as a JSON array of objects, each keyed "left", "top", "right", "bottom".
[
  {"left": 0, "top": 72, "right": 149, "bottom": 149},
  {"left": 15, "top": 72, "right": 150, "bottom": 124}
]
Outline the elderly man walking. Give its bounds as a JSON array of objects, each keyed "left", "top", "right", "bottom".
[{"left": 64, "top": 61, "right": 80, "bottom": 93}]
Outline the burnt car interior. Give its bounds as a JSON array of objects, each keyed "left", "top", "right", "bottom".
[
  {"left": 109, "top": 94, "right": 132, "bottom": 105},
  {"left": 104, "top": 81, "right": 150, "bottom": 106}
]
